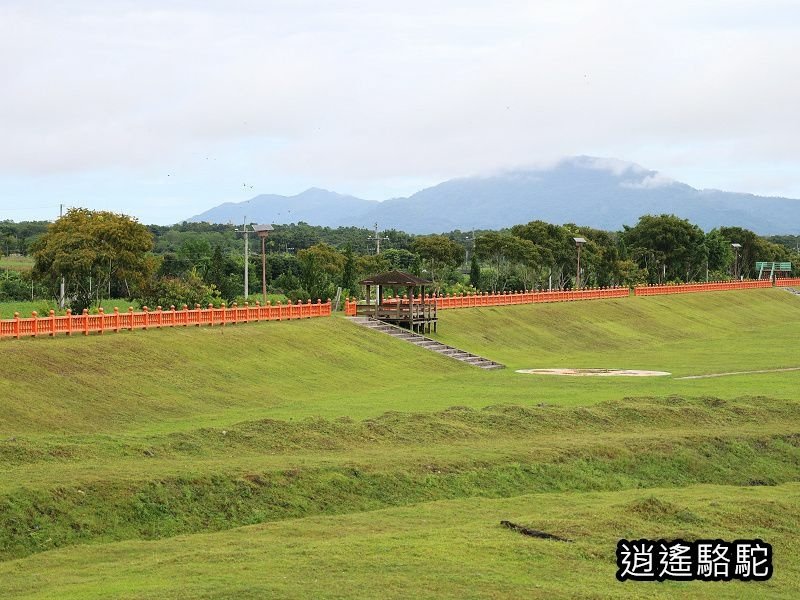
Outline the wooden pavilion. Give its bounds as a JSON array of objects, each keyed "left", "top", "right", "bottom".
[{"left": 357, "top": 270, "right": 437, "bottom": 333}]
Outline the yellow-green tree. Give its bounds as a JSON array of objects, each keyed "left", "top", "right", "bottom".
[{"left": 32, "top": 208, "right": 154, "bottom": 311}]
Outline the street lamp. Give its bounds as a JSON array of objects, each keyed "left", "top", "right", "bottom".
[
  {"left": 573, "top": 237, "right": 587, "bottom": 289},
  {"left": 253, "top": 224, "right": 274, "bottom": 303},
  {"left": 731, "top": 243, "right": 742, "bottom": 280}
]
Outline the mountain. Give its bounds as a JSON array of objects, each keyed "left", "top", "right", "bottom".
[
  {"left": 188, "top": 187, "right": 378, "bottom": 226},
  {"left": 187, "top": 157, "right": 800, "bottom": 234}
]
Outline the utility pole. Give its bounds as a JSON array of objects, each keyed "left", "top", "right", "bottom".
[
  {"left": 59, "top": 204, "right": 65, "bottom": 309},
  {"left": 367, "top": 223, "right": 389, "bottom": 254},
  {"left": 235, "top": 217, "right": 253, "bottom": 299},
  {"left": 254, "top": 224, "right": 274, "bottom": 303}
]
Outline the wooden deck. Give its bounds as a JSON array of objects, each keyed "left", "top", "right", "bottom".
[{"left": 354, "top": 300, "right": 437, "bottom": 333}]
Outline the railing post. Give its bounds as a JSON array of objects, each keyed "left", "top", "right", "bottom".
[
  {"left": 83, "top": 308, "right": 89, "bottom": 336},
  {"left": 13, "top": 312, "right": 20, "bottom": 339},
  {"left": 98, "top": 307, "right": 105, "bottom": 334},
  {"left": 113, "top": 307, "right": 120, "bottom": 333},
  {"left": 156, "top": 306, "right": 163, "bottom": 328},
  {"left": 31, "top": 311, "right": 38, "bottom": 338},
  {"left": 50, "top": 309, "right": 56, "bottom": 337},
  {"left": 66, "top": 309, "right": 73, "bottom": 335},
  {"left": 128, "top": 306, "right": 134, "bottom": 331},
  {"left": 143, "top": 306, "right": 149, "bottom": 330}
]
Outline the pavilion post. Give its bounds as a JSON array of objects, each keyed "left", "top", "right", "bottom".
[{"left": 410, "top": 285, "right": 415, "bottom": 332}]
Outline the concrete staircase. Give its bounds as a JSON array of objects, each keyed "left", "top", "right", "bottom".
[
  {"left": 348, "top": 317, "right": 505, "bottom": 370},
  {"left": 783, "top": 287, "right": 800, "bottom": 297}
]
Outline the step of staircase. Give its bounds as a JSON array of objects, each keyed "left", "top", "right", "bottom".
[{"left": 347, "top": 317, "right": 505, "bottom": 370}]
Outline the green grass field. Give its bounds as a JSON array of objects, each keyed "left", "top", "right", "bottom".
[
  {"left": 0, "top": 255, "right": 34, "bottom": 272},
  {"left": 0, "top": 289, "right": 798, "bottom": 597}
]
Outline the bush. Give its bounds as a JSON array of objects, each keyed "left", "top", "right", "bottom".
[
  {"left": 137, "top": 271, "right": 221, "bottom": 309},
  {"left": 0, "top": 271, "right": 32, "bottom": 302},
  {"left": 285, "top": 288, "right": 311, "bottom": 303}
]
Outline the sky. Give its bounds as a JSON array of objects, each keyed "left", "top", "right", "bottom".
[{"left": 1, "top": 0, "right": 799, "bottom": 225}]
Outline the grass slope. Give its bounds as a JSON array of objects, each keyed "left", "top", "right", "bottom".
[
  {"left": 0, "top": 289, "right": 798, "bottom": 597},
  {"left": 432, "top": 288, "right": 800, "bottom": 375},
  {"left": 1, "top": 290, "right": 799, "bottom": 437}
]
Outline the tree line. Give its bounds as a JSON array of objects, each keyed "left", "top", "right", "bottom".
[{"left": 1, "top": 211, "right": 796, "bottom": 311}]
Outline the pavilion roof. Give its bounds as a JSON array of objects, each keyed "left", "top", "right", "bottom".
[{"left": 358, "top": 270, "right": 432, "bottom": 286}]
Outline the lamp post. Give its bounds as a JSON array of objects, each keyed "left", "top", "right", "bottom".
[
  {"left": 731, "top": 243, "right": 742, "bottom": 280},
  {"left": 573, "top": 237, "right": 587, "bottom": 289},
  {"left": 253, "top": 224, "right": 274, "bottom": 303}
]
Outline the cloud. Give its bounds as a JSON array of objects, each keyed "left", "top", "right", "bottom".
[
  {"left": 620, "top": 174, "right": 675, "bottom": 190},
  {"left": 1, "top": 0, "right": 799, "bottom": 222}
]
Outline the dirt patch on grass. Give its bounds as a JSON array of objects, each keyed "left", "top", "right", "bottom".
[{"left": 515, "top": 368, "right": 671, "bottom": 377}]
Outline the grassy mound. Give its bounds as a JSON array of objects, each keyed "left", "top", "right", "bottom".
[
  {"left": 2, "top": 397, "right": 799, "bottom": 560},
  {"left": 3, "top": 483, "right": 799, "bottom": 598}
]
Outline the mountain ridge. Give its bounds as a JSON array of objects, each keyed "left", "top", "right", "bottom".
[{"left": 187, "top": 157, "right": 800, "bottom": 234}]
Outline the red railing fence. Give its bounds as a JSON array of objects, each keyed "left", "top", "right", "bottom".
[
  {"left": 344, "top": 286, "right": 630, "bottom": 315},
  {"left": 776, "top": 277, "right": 800, "bottom": 287},
  {"left": 6, "top": 276, "right": 795, "bottom": 340},
  {"left": 0, "top": 299, "right": 332, "bottom": 340},
  {"left": 633, "top": 280, "right": 772, "bottom": 296}
]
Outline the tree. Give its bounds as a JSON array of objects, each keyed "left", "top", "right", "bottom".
[
  {"left": 623, "top": 215, "right": 706, "bottom": 283},
  {"left": 32, "top": 208, "right": 154, "bottom": 311},
  {"left": 510, "top": 221, "right": 575, "bottom": 289},
  {"left": 475, "top": 232, "right": 538, "bottom": 292},
  {"left": 412, "top": 235, "right": 463, "bottom": 285},
  {"left": 176, "top": 236, "right": 212, "bottom": 273},
  {"left": 340, "top": 244, "right": 358, "bottom": 294},
  {"left": 382, "top": 248, "right": 416, "bottom": 271},
  {"left": 297, "top": 243, "right": 345, "bottom": 301},
  {"left": 204, "top": 245, "right": 241, "bottom": 300},
  {"left": 719, "top": 226, "right": 792, "bottom": 279},
  {"left": 469, "top": 253, "right": 481, "bottom": 289},
  {"left": 705, "top": 229, "right": 734, "bottom": 277}
]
